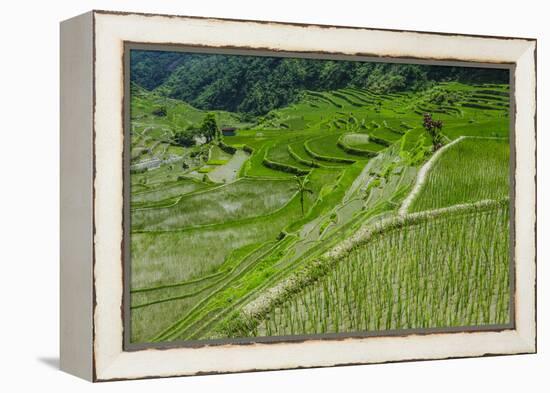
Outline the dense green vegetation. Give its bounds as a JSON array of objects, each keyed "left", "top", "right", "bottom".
[
  {"left": 411, "top": 138, "right": 510, "bottom": 212},
  {"left": 129, "top": 50, "right": 511, "bottom": 344},
  {"left": 132, "top": 50, "right": 509, "bottom": 116}
]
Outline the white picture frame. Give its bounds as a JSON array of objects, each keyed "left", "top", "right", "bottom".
[{"left": 60, "top": 10, "right": 536, "bottom": 382}]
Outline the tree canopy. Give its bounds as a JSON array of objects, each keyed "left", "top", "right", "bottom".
[
  {"left": 172, "top": 112, "right": 219, "bottom": 147},
  {"left": 200, "top": 113, "right": 219, "bottom": 143},
  {"left": 131, "top": 50, "right": 509, "bottom": 116}
]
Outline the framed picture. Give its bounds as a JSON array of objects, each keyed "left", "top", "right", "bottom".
[{"left": 60, "top": 10, "right": 537, "bottom": 381}]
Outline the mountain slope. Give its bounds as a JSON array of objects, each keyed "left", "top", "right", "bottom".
[{"left": 130, "top": 50, "right": 509, "bottom": 116}]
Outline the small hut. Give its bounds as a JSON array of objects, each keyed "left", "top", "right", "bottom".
[{"left": 221, "top": 127, "right": 237, "bottom": 137}]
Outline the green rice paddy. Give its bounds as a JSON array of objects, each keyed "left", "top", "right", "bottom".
[
  {"left": 129, "top": 78, "right": 511, "bottom": 344},
  {"left": 411, "top": 138, "right": 510, "bottom": 211},
  {"left": 253, "top": 202, "right": 510, "bottom": 337}
]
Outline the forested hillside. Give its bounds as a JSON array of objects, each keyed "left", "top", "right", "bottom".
[{"left": 131, "top": 50, "right": 509, "bottom": 115}]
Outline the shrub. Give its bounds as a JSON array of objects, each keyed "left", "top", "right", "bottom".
[
  {"left": 201, "top": 113, "right": 219, "bottom": 142},
  {"left": 151, "top": 106, "right": 167, "bottom": 117},
  {"left": 173, "top": 129, "right": 196, "bottom": 147},
  {"left": 218, "top": 141, "right": 237, "bottom": 154}
]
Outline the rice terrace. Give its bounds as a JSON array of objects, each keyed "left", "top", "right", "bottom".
[{"left": 128, "top": 49, "right": 512, "bottom": 345}]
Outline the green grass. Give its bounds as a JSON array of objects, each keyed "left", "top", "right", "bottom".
[
  {"left": 209, "top": 145, "right": 232, "bottom": 161},
  {"left": 243, "top": 143, "right": 296, "bottom": 178},
  {"left": 130, "top": 89, "right": 242, "bottom": 135},
  {"left": 370, "top": 127, "right": 402, "bottom": 143},
  {"left": 284, "top": 166, "right": 351, "bottom": 233},
  {"left": 197, "top": 166, "right": 215, "bottom": 173},
  {"left": 306, "top": 134, "right": 363, "bottom": 161},
  {"left": 266, "top": 138, "right": 313, "bottom": 170},
  {"left": 411, "top": 138, "right": 509, "bottom": 212},
  {"left": 341, "top": 133, "right": 386, "bottom": 152},
  {"left": 289, "top": 139, "right": 346, "bottom": 167},
  {"left": 254, "top": 203, "right": 510, "bottom": 336},
  {"left": 400, "top": 127, "right": 432, "bottom": 151}
]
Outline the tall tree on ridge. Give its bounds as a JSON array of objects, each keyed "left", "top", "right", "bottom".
[{"left": 200, "top": 113, "right": 219, "bottom": 143}]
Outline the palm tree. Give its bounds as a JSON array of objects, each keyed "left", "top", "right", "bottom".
[{"left": 294, "top": 175, "right": 313, "bottom": 216}]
